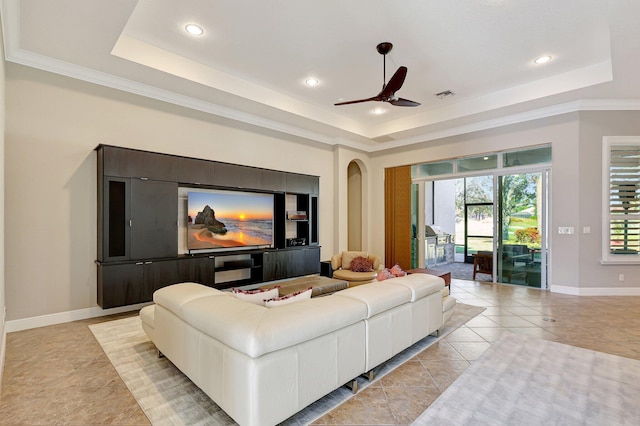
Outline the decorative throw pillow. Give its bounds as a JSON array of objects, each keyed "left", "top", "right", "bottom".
[
  {"left": 376, "top": 268, "right": 394, "bottom": 281},
  {"left": 390, "top": 264, "right": 406, "bottom": 277},
  {"left": 350, "top": 256, "right": 373, "bottom": 272},
  {"left": 264, "top": 287, "right": 312, "bottom": 307},
  {"left": 232, "top": 286, "right": 280, "bottom": 305}
]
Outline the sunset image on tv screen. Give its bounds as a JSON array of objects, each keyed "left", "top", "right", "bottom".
[{"left": 187, "top": 190, "right": 274, "bottom": 251}]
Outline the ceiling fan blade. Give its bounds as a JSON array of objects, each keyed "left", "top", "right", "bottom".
[
  {"left": 389, "top": 97, "right": 421, "bottom": 107},
  {"left": 334, "top": 96, "right": 380, "bottom": 106},
  {"left": 380, "top": 66, "right": 407, "bottom": 98}
]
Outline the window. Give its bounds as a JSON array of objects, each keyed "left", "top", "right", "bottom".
[
  {"left": 411, "top": 144, "right": 551, "bottom": 181},
  {"left": 602, "top": 136, "right": 640, "bottom": 263}
]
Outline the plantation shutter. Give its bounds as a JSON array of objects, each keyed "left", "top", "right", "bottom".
[{"left": 608, "top": 144, "right": 640, "bottom": 255}]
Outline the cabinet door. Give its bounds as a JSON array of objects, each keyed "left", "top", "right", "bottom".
[
  {"left": 214, "top": 163, "right": 261, "bottom": 190},
  {"left": 144, "top": 260, "right": 180, "bottom": 292},
  {"left": 98, "top": 262, "right": 146, "bottom": 309},
  {"left": 263, "top": 250, "right": 288, "bottom": 281},
  {"left": 102, "top": 146, "right": 178, "bottom": 181},
  {"left": 178, "top": 157, "right": 215, "bottom": 185},
  {"left": 177, "top": 256, "right": 215, "bottom": 286},
  {"left": 285, "top": 249, "right": 307, "bottom": 277},
  {"left": 303, "top": 247, "right": 321, "bottom": 274},
  {"left": 286, "top": 174, "right": 317, "bottom": 194},
  {"left": 258, "top": 169, "right": 286, "bottom": 192},
  {"left": 130, "top": 179, "right": 178, "bottom": 259}
]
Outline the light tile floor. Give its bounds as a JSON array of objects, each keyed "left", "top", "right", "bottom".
[{"left": 2, "top": 280, "right": 640, "bottom": 425}]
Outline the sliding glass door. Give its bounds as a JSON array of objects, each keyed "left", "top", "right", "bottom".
[{"left": 497, "top": 170, "right": 548, "bottom": 288}]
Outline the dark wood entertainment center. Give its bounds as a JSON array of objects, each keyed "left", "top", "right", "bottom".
[{"left": 96, "top": 145, "right": 320, "bottom": 308}]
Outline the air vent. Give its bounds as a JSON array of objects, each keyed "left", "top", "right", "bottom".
[{"left": 435, "top": 90, "right": 455, "bottom": 99}]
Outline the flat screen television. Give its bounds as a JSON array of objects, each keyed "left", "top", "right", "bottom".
[{"left": 187, "top": 189, "right": 274, "bottom": 253}]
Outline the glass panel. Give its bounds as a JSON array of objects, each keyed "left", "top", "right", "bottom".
[
  {"left": 417, "top": 161, "right": 454, "bottom": 177},
  {"left": 466, "top": 236, "right": 493, "bottom": 255},
  {"left": 465, "top": 204, "right": 493, "bottom": 263},
  {"left": 457, "top": 155, "right": 497, "bottom": 172},
  {"left": 464, "top": 175, "right": 493, "bottom": 203},
  {"left": 503, "top": 146, "right": 552, "bottom": 168},
  {"left": 498, "top": 172, "right": 543, "bottom": 287},
  {"left": 466, "top": 205, "right": 493, "bottom": 237}
]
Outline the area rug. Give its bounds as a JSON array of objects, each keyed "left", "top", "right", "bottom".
[
  {"left": 412, "top": 333, "right": 640, "bottom": 425},
  {"left": 440, "top": 261, "right": 492, "bottom": 282},
  {"left": 90, "top": 302, "right": 484, "bottom": 426}
]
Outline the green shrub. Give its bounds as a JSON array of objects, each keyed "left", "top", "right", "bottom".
[{"left": 515, "top": 227, "right": 541, "bottom": 245}]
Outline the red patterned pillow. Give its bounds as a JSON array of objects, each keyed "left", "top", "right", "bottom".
[
  {"left": 264, "top": 287, "right": 312, "bottom": 307},
  {"left": 390, "top": 264, "right": 406, "bottom": 277},
  {"left": 376, "top": 268, "right": 394, "bottom": 281},
  {"left": 350, "top": 256, "right": 373, "bottom": 272}
]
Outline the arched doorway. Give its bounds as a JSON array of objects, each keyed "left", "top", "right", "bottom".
[{"left": 347, "top": 161, "right": 363, "bottom": 251}]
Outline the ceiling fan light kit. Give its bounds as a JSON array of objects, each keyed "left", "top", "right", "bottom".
[
  {"left": 334, "top": 42, "right": 421, "bottom": 108},
  {"left": 435, "top": 90, "right": 455, "bottom": 99}
]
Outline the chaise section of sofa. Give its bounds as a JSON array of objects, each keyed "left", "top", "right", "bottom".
[{"left": 141, "top": 283, "right": 368, "bottom": 426}]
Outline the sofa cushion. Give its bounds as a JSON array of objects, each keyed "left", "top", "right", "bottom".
[
  {"left": 154, "top": 282, "right": 228, "bottom": 318},
  {"left": 333, "top": 269, "right": 377, "bottom": 282},
  {"left": 386, "top": 273, "right": 444, "bottom": 302},
  {"left": 342, "top": 251, "right": 368, "bottom": 270},
  {"left": 180, "top": 293, "right": 368, "bottom": 358},
  {"left": 333, "top": 282, "right": 412, "bottom": 317},
  {"left": 264, "top": 288, "right": 312, "bottom": 307}
]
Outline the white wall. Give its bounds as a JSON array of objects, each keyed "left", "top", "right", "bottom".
[
  {"left": 4, "top": 64, "right": 335, "bottom": 322},
  {"left": 432, "top": 180, "right": 457, "bottom": 236},
  {"left": 0, "top": 23, "right": 7, "bottom": 394}
]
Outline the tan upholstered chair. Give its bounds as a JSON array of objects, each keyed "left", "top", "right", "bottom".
[{"left": 330, "top": 251, "right": 381, "bottom": 286}]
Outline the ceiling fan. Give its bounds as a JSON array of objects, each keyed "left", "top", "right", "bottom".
[{"left": 335, "top": 42, "right": 421, "bottom": 107}]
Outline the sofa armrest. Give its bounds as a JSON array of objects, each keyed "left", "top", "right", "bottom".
[{"left": 331, "top": 254, "right": 342, "bottom": 271}]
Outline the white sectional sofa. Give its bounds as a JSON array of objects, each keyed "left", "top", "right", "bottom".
[{"left": 140, "top": 273, "right": 445, "bottom": 426}]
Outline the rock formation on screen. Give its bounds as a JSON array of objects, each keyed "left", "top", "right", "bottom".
[{"left": 194, "top": 205, "right": 228, "bottom": 234}]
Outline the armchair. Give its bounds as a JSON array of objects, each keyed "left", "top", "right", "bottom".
[{"left": 330, "top": 251, "right": 381, "bottom": 286}]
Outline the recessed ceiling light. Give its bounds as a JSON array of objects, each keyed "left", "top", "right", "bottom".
[
  {"left": 305, "top": 78, "right": 319, "bottom": 87},
  {"left": 185, "top": 24, "right": 204, "bottom": 36},
  {"left": 372, "top": 107, "right": 385, "bottom": 115},
  {"left": 483, "top": 156, "right": 489, "bottom": 160},
  {"left": 534, "top": 55, "right": 552, "bottom": 64}
]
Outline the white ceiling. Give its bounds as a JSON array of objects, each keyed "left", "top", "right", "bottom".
[{"left": 3, "top": 0, "right": 640, "bottom": 151}]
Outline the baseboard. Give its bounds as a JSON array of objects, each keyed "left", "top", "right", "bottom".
[
  {"left": 0, "top": 306, "right": 6, "bottom": 396},
  {"left": 5, "top": 302, "right": 151, "bottom": 333},
  {"left": 551, "top": 285, "right": 640, "bottom": 296}
]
